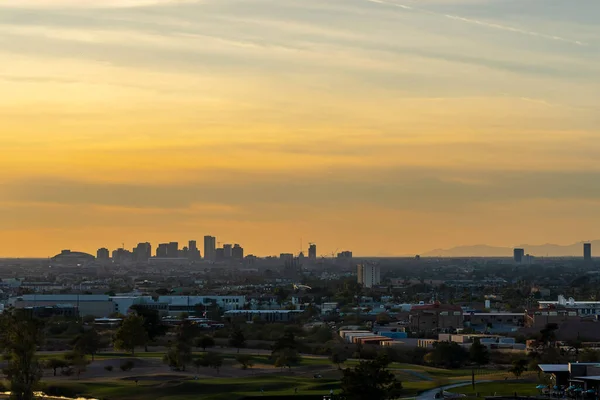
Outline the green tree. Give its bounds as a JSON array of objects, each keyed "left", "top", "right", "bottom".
[
  {"left": 163, "top": 321, "right": 195, "bottom": 371},
  {"left": 202, "top": 352, "right": 224, "bottom": 374},
  {"left": 130, "top": 305, "right": 168, "bottom": 352},
  {"left": 64, "top": 350, "right": 88, "bottom": 379},
  {"left": 72, "top": 328, "right": 102, "bottom": 361},
  {"left": 195, "top": 335, "right": 215, "bottom": 352},
  {"left": 341, "top": 356, "right": 403, "bottom": 400},
  {"left": 509, "top": 359, "right": 528, "bottom": 379},
  {"left": 235, "top": 354, "right": 254, "bottom": 370},
  {"left": 274, "top": 348, "right": 301, "bottom": 371},
  {"left": 44, "top": 358, "right": 69, "bottom": 377},
  {"left": 376, "top": 313, "right": 391, "bottom": 325},
  {"left": 229, "top": 327, "right": 246, "bottom": 353},
  {"left": 113, "top": 314, "right": 148, "bottom": 355},
  {"left": 427, "top": 341, "right": 469, "bottom": 369},
  {"left": 330, "top": 346, "right": 350, "bottom": 369},
  {"left": 469, "top": 338, "right": 490, "bottom": 366},
  {"left": 0, "top": 310, "right": 44, "bottom": 400},
  {"left": 580, "top": 349, "right": 600, "bottom": 363}
]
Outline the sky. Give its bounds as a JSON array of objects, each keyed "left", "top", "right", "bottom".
[{"left": 0, "top": 0, "right": 599, "bottom": 257}]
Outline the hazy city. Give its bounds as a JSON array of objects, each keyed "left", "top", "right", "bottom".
[{"left": 1, "top": 0, "right": 599, "bottom": 400}]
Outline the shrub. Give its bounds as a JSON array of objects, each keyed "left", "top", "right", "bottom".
[
  {"left": 120, "top": 360, "right": 135, "bottom": 371},
  {"left": 104, "top": 365, "right": 114, "bottom": 372}
]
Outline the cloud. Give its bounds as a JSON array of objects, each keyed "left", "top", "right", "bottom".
[
  {"left": 367, "top": 0, "right": 588, "bottom": 46},
  {"left": 0, "top": 0, "right": 203, "bottom": 8}
]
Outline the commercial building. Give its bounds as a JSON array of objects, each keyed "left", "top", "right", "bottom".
[
  {"left": 232, "top": 244, "right": 244, "bottom": 260},
  {"left": 188, "top": 240, "right": 201, "bottom": 260},
  {"left": 223, "top": 309, "right": 303, "bottom": 323},
  {"left": 357, "top": 263, "right": 381, "bottom": 288},
  {"left": 308, "top": 244, "right": 317, "bottom": 261},
  {"left": 409, "top": 303, "right": 463, "bottom": 333},
  {"left": 584, "top": 243, "right": 592, "bottom": 262},
  {"left": 156, "top": 243, "right": 168, "bottom": 258},
  {"left": 223, "top": 244, "right": 233, "bottom": 259},
  {"left": 167, "top": 242, "right": 179, "bottom": 258},
  {"left": 9, "top": 294, "right": 246, "bottom": 317},
  {"left": 514, "top": 248, "right": 525, "bottom": 263},
  {"left": 204, "top": 236, "right": 216, "bottom": 261},
  {"left": 96, "top": 248, "right": 110, "bottom": 261},
  {"left": 50, "top": 250, "right": 95, "bottom": 266},
  {"left": 133, "top": 242, "right": 152, "bottom": 262},
  {"left": 337, "top": 251, "right": 353, "bottom": 259}
]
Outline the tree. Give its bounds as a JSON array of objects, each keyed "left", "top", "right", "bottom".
[
  {"left": 64, "top": 351, "right": 88, "bottom": 378},
  {"left": 235, "top": 354, "right": 254, "bottom": 370},
  {"left": 229, "top": 327, "right": 246, "bottom": 353},
  {"left": 376, "top": 313, "right": 391, "bottom": 325},
  {"left": 202, "top": 352, "right": 224, "bottom": 374},
  {"left": 44, "top": 358, "right": 69, "bottom": 377},
  {"left": 0, "top": 309, "right": 44, "bottom": 400},
  {"left": 341, "top": 356, "right": 403, "bottom": 400},
  {"left": 469, "top": 338, "right": 490, "bottom": 366},
  {"left": 580, "top": 349, "right": 600, "bottom": 363},
  {"left": 195, "top": 335, "right": 215, "bottom": 352},
  {"left": 426, "top": 341, "right": 469, "bottom": 369},
  {"left": 113, "top": 314, "right": 148, "bottom": 355},
  {"left": 130, "top": 305, "right": 168, "bottom": 352},
  {"left": 509, "top": 359, "right": 528, "bottom": 379},
  {"left": 72, "top": 328, "right": 102, "bottom": 361},
  {"left": 330, "top": 346, "right": 350, "bottom": 369},
  {"left": 163, "top": 321, "right": 195, "bottom": 371},
  {"left": 274, "top": 348, "right": 301, "bottom": 371}
]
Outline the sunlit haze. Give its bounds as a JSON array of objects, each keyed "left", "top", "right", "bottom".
[{"left": 1, "top": 0, "right": 599, "bottom": 257}]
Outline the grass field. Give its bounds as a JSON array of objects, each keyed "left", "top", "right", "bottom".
[{"left": 448, "top": 381, "right": 541, "bottom": 398}]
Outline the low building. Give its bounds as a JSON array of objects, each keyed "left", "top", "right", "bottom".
[
  {"left": 223, "top": 309, "right": 303, "bottom": 322},
  {"left": 409, "top": 303, "right": 463, "bottom": 333}
]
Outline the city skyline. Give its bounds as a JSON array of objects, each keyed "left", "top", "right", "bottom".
[{"left": 1, "top": 0, "right": 599, "bottom": 257}]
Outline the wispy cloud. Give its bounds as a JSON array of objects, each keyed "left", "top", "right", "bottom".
[
  {"left": 367, "top": 0, "right": 588, "bottom": 46},
  {"left": 0, "top": 0, "right": 203, "bottom": 8}
]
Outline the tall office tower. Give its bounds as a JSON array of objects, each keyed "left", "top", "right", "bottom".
[
  {"left": 188, "top": 240, "right": 201, "bottom": 260},
  {"left": 513, "top": 248, "right": 525, "bottom": 263},
  {"left": 308, "top": 243, "right": 317, "bottom": 261},
  {"left": 223, "top": 244, "right": 233, "bottom": 259},
  {"left": 337, "top": 251, "right": 353, "bottom": 258},
  {"left": 167, "top": 242, "right": 179, "bottom": 258},
  {"left": 584, "top": 243, "right": 592, "bottom": 262},
  {"left": 357, "top": 262, "right": 380, "bottom": 288},
  {"left": 204, "top": 236, "right": 216, "bottom": 261},
  {"left": 215, "top": 247, "right": 225, "bottom": 261},
  {"left": 97, "top": 248, "right": 109, "bottom": 260},
  {"left": 232, "top": 244, "right": 244, "bottom": 260},
  {"left": 134, "top": 242, "right": 151, "bottom": 262},
  {"left": 156, "top": 243, "right": 168, "bottom": 258}
]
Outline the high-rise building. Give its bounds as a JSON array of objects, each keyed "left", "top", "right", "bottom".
[
  {"left": 188, "top": 240, "right": 201, "bottom": 260},
  {"left": 156, "top": 243, "right": 168, "bottom": 258},
  {"left": 133, "top": 242, "right": 151, "bottom": 262},
  {"left": 584, "top": 243, "right": 592, "bottom": 262},
  {"left": 357, "top": 262, "right": 380, "bottom": 288},
  {"left": 223, "top": 244, "right": 233, "bottom": 259},
  {"left": 513, "top": 248, "right": 525, "bottom": 263},
  {"left": 96, "top": 248, "right": 109, "bottom": 260},
  {"left": 204, "top": 236, "right": 216, "bottom": 261},
  {"left": 308, "top": 244, "right": 317, "bottom": 261},
  {"left": 337, "top": 251, "right": 353, "bottom": 259},
  {"left": 232, "top": 244, "right": 244, "bottom": 260},
  {"left": 167, "top": 242, "right": 179, "bottom": 258},
  {"left": 215, "top": 247, "right": 225, "bottom": 261}
]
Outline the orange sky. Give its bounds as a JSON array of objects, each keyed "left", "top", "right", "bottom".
[{"left": 0, "top": 0, "right": 599, "bottom": 257}]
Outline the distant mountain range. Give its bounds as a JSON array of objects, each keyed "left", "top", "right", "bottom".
[{"left": 422, "top": 240, "right": 600, "bottom": 257}]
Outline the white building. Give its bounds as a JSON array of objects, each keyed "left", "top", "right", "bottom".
[
  {"left": 357, "top": 263, "right": 381, "bottom": 288},
  {"left": 539, "top": 295, "right": 600, "bottom": 316}
]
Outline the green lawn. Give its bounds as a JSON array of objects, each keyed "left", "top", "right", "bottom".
[{"left": 448, "top": 382, "right": 541, "bottom": 398}]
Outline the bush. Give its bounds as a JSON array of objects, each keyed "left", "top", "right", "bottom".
[
  {"left": 104, "top": 365, "right": 114, "bottom": 372},
  {"left": 120, "top": 360, "right": 135, "bottom": 371}
]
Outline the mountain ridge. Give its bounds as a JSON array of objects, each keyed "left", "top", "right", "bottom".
[{"left": 423, "top": 240, "right": 600, "bottom": 257}]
